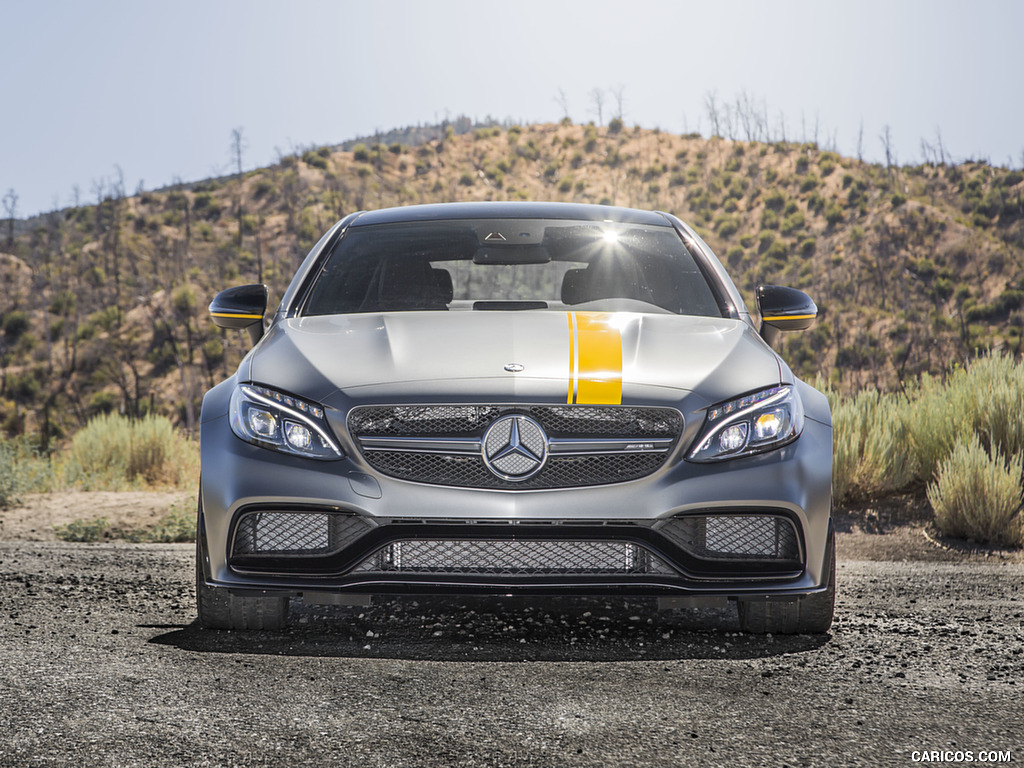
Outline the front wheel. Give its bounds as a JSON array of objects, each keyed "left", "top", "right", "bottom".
[
  {"left": 737, "top": 525, "right": 836, "bottom": 635},
  {"left": 195, "top": 508, "right": 289, "bottom": 631}
]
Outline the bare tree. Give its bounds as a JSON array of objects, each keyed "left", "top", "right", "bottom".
[
  {"left": 2, "top": 188, "right": 16, "bottom": 247},
  {"left": 776, "top": 110, "right": 787, "bottom": 143},
  {"left": 589, "top": 87, "right": 606, "bottom": 125},
  {"left": 735, "top": 90, "right": 757, "bottom": 141},
  {"left": 721, "top": 102, "right": 735, "bottom": 140},
  {"left": 609, "top": 84, "right": 626, "bottom": 122},
  {"left": 880, "top": 124, "right": 896, "bottom": 182},
  {"left": 920, "top": 137, "right": 937, "bottom": 165},
  {"left": 934, "top": 127, "right": 948, "bottom": 165},
  {"left": 231, "top": 127, "right": 247, "bottom": 252},
  {"left": 553, "top": 88, "right": 570, "bottom": 121},
  {"left": 704, "top": 91, "right": 721, "bottom": 137},
  {"left": 856, "top": 120, "right": 864, "bottom": 163}
]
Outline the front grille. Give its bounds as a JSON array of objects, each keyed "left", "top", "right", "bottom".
[
  {"left": 656, "top": 514, "right": 800, "bottom": 562},
  {"left": 349, "top": 405, "right": 681, "bottom": 438},
  {"left": 354, "top": 539, "right": 675, "bottom": 576},
  {"left": 232, "top": 511, "right": 374, "bottom": 556},
  {"left": 349, "top": 404, "right": 682, "bottom": 489}
]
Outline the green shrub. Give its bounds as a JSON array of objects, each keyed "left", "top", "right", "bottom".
[
  {"left": 799, "top": 175, "right": 820, "bottom": 193},
  {"left": 714, "top": 215, "right": 740, "bottom": 238},
  {"left": 762, "top": 189, "right": 785, "bottom": 211},
  {"left": 0, "top": 442, "right": 20, "bottom": 509},
  {"left": 123, "top": 504, "right": 196, "bottom": 543},
  {"left": 352, "top": 143, "right": 369, "bottom": 162},
  {"left": 764, "top": 240, "right": 788, "bottom": 262},
  {"left": 780, "top": 211, "right": 805, "bottom": 236},
  {"left": 927, "top": 436, "right": 1022, "bottom": 546},
  {"left": 824, "top": 199, "right": 844, "bottom": 225},
  {"left": 54, "top": 517, "right": 111, "bottom": 542},
  {"left": 301, "top": 150, "right": 328, "bottom": 170},
  {"left": 3, "top": 311, "right": 30, "bottom": 340}
]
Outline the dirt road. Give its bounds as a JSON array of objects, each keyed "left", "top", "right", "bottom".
[{"left": 0, "top": 538, "right": 1021, "bottom": 767}]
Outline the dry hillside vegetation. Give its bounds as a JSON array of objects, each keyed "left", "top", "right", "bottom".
[{"left": 1, "top": 120, "right": 1023, "bottom": 446}]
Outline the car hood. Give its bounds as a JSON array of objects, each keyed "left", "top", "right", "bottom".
[{"left": 248, "top": 311, "right": 782, "bottom": 407}]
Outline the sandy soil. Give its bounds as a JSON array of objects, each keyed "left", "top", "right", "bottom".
[{"left": 0, "top": 491, "right": 193, "bottom": 541}]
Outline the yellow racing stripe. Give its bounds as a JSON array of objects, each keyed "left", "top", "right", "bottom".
[
  {"left": 566, "top": 312, "right": 577, "bottom": 404},
  {"left": 567, "top": 312, "right": 622, "bottom": 405}
]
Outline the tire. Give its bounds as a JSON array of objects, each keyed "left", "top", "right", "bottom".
[
  {"left": 738, "top": 524, "right": 836, "bottom": 635},
  {"left": 195, "top": 507, "right": 289, "bottom": 631}
]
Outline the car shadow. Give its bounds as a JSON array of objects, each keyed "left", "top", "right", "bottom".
[{"left": 146, "top": 596, "right": 830, "bottom": 662}]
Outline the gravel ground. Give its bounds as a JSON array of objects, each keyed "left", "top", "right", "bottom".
[{"left": 0, "top": 541, "right": 1022, "bottom": 768}]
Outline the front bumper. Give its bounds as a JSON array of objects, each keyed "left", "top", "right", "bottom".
[{"left": 198, "top": 403, "right": 832, "bottom": 601}]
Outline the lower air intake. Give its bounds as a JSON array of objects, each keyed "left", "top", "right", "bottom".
[
  {"left": 232, "top": 511, "right": 373, "bottom": 556},
  {"left": 354, "top": 540, "right": 676, "bottom": 576},
  {"left": 656, "top": 514, "right": 800, "bottom": 562}
]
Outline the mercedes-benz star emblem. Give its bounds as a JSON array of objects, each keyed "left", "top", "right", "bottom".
[
  {"left": 504, "top": 363, "right": 525, "bottom": 373},
  {"left": 481, "top": 415, "right": 549, "bottom": 481}
]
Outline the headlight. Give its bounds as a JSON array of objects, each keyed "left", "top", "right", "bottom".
[
  {"left": 229, "top": 383, "right": 342, "bottom": 460},
  {"left": 687, "top": 385, "right": 804, "bottom": 462}
]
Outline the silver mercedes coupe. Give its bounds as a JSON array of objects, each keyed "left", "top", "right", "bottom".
[{"left": 197, "top": 202, "right": 834, "bottom": 634}]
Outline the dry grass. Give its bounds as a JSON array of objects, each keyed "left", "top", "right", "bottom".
[
  {"left": 831, "top": 353, "right": 1024, "bottom": 545},
  {"left": 60, "top": 413, "right": 198, "bottom": 492},
  {"left": 927, "top": 436, "right": 1023, "bottom": 547}
]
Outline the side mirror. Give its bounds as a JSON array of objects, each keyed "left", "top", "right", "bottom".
[
  {"left": 209, "top": 284, "right": 268, "bottom": 346},
  {"left": 756, "top": 284, "right": 817, "bottom": 347}
]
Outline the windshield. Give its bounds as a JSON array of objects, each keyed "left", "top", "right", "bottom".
[{"left": 301, "top": 218, "right": 722, "bottom": 317}]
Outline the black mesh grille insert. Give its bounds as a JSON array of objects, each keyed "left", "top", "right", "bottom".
[
  {"left": 349, "top": 404, "right": 682, "bottom": 489},
  {"left": 656, "top": 514, "right": 800, "bottom": 562},
  {"left": 232, "top": 511, "right": 374, "bottom": 556},
  {"left": 349, "top": 405, "right": 682, "bottom": 438},
  {"left": 366, "top": 451, "right": 666, "bottom": 489},
  {"left": 354, "top": 540, "right": 676, "bottom": 575},
  {"left": 350, "top": 406, "right": 503, "bottom": 436}
]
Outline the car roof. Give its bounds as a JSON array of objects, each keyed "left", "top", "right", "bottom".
[{"left": 348, "top": 201, "right": 672, "bottom": 228}]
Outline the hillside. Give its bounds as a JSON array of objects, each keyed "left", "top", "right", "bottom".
[{"left": 2, "top": 120, "right": 1023, "bottom": 444}]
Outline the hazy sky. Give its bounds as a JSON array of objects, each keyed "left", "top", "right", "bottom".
[{"left": 3, "top": 0, "right": 1023, "bottom": 218}]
